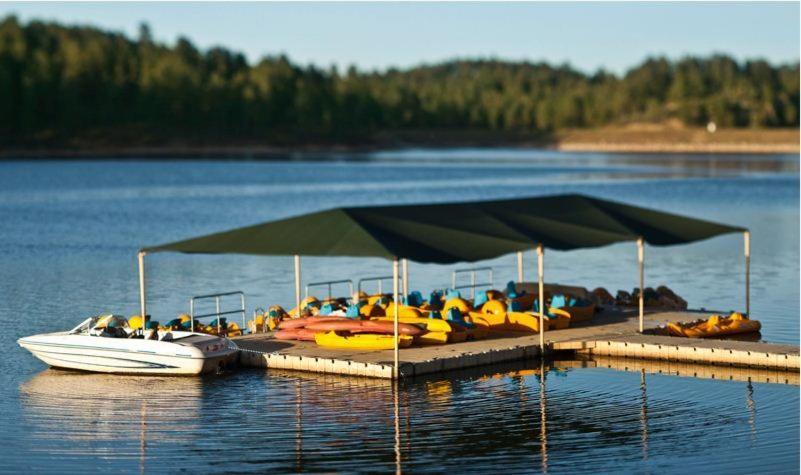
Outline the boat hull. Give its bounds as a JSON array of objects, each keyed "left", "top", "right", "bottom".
[{"left": 18, "top": 332, "right": 239, "bottom": 375}]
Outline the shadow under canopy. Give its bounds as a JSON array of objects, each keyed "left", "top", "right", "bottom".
[{"left": 139, "top": 194, "right": 749, "bottom": 379}]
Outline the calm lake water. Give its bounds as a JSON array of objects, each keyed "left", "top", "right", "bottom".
[{"left": 0, "top": 149, "right": 798, "bottom": 473}]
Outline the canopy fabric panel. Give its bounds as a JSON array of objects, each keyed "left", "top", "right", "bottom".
[{"left": 143, "top": 194, "right": 746, "bottom": 263}]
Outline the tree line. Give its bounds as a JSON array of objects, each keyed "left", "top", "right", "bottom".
[{"left": 0, "top": 16, "right": 798, "bottom": 147}]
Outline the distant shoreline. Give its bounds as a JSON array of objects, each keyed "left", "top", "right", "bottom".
[
  {"left": 554, "top": 126, "right": 799, "bottom": 154},
  {"left": 2, "top": 126, "right": 797, "bottom": 159}
]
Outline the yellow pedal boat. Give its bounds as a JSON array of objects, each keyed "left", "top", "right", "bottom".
[
  {"left": 468, "top": 311, "right": 543, "bottom": 332},
  {"left": 468, "top": 311, "right": 568, "bottom": 332},
  {"left": 667, "top": 312, "right": 761, "bottom": 338}
]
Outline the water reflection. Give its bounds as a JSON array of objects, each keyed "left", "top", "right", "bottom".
[
  {"left": 640, "top": 369, "right": 648, "bottom": 462},
  {"left": 295, "top": 379, "right": 302, "bottom": 472},
  {"left": 19, "top": 370, "right": 204, "bottom": 472},
  {"left": 586, "top": 354, "right": 799, "bottom": 386},
  {"left": 540, "top": 361, "right": 548, "bottom": 474},
  {"left": 369, "top": 149, "right": 799, "bottom": 174},
  {"left": 393, "top": 382, "right": 401, "bottom": 475},
  {"left": 746, "top": 381, "right": 756, "bottom": 442},
  {"left": 14, "top": 358, "right": 798, "bottom": 473},
  {"left": 2, "top": 154, "right": 798, "bottom": 473}
]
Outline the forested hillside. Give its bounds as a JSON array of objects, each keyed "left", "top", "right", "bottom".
[{"left": 0, "top": 16, "right": 798, "bottom": 147}]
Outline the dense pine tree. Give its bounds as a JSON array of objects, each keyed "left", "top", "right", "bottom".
[{"left": 0, "top": 16, "right": 797, "bottom": 147}]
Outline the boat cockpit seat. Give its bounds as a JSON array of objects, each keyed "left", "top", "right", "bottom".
[
  {"left": 505, "top": 281, "right": 519, "bottom": 299},
  {"left": 550, "top": 294, "right": 567, "bottom": 309},
  {"left": 473, "top": 291, "right": 489, "bottom": 309},
  {"left": 100, "top": 326, "right": 128, "bottom": 338},
  {"left": 405, "top": 291, "right": 425, "bottom": 308}
]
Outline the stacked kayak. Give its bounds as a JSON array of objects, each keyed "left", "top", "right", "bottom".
[
  {"left": 667, "top": 312, "right": 760, "bottom": 338},
  {"left": 272, "top": 315, "right": 424, "bottom": 350}
]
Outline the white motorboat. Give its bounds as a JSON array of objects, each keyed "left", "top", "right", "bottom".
[{"left": 18, "top": 315, "right": 239, "bottom": 375}]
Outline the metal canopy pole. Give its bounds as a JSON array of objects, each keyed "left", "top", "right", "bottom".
[
  {"left": 517, "top": 251, "right": 524, "bottom": 283},
  {"left": 744, "top": 231, "right": 750, "bottom": 316},
  {"left": 137, "top": 251, "right": 147, "bottom": 333},
  {"left": 637, "top": 237, "right": 645, "bottom": 333},
  {"left": 294, "top": 255, "right": 302, "bottom": 318},
  {"left": 537, "top": 244, "right": 545, "bottom": 352},
  {"left": 402, "top": 258, "right": 409, "bottom": 297},
  {"left": 392, "top": 257, "right": 400, "bottom": 379}
]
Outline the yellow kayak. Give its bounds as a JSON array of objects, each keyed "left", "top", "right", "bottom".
[
  {"left": 667, "top": 312, "right": 761, "bottom": 338},
  {"left": 314, "top": 331, "right": 413, "bottom": 350}
]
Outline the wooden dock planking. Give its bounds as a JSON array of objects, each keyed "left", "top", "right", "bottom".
[{"left": 232, "top": 308, "right": 800, "bottom": 379}]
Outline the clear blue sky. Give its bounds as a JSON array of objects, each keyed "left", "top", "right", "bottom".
[{"left": 3, "top": 2, "right": 799, "bottom": 73}]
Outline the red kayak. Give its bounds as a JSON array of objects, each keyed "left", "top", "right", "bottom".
[
  {"left": 278, "top": 316, "right": 348, "bottom": 330},
  {"left": 305, "top": 319, "right": 423, "bottom": 336},
  {"left": 274, "top": 328, "right": 318, "bottom": 341},
  {"left": 305, "top": 320, "right": 365, "bottom": 332},
  {"left": 361, "top": 319, "right": 424, "bottom": 336}
]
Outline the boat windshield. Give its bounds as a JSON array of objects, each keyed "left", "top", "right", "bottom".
[
  {"left": 69, "top": 316, "right": 99, "bottom": 334},
  {"left": 69, "top": 315, "right": 130, "bottom": 335}
]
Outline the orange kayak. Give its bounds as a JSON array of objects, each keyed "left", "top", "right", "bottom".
[
  {"left": 278, "top": 316, "right": 348, "bottom": 330},
  {"left": 274, "top": 328, "right": 318, "bottom": 341}
]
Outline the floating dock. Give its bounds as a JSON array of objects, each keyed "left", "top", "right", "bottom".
[
  {"left": 233, "top": 308, "right": 800, "bottom": 379},
  {"left": 582, "top": 354, "right": 799, "bottom": 386}
]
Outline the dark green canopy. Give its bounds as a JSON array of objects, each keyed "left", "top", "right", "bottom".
[{"left": 143, "top": 194, "right": 746, "bottom": 264}]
